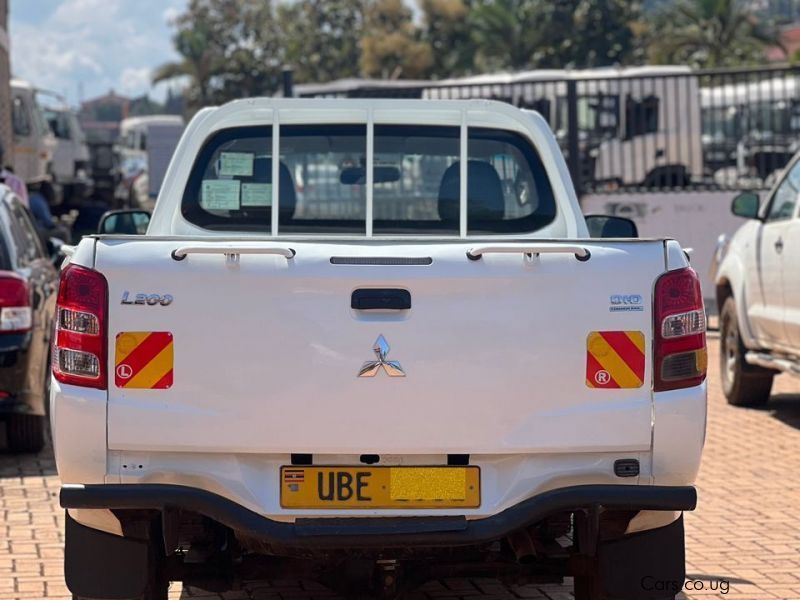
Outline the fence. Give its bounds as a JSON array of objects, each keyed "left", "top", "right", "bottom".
[{"left": 295, "top": 66, "right": 800, "bottom": 195}]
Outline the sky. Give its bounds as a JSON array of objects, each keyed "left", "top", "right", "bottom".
[{"left": 10, "top": 0, "right": 188, "bottom": 106}]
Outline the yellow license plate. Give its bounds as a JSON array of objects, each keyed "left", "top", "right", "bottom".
[{"left": 280, "top": 466, "right": 480, "bottom": 509}]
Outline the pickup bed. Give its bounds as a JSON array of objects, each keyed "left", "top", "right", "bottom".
[{"left": 52, "top": 99, "right": 707, "bottom": 600}]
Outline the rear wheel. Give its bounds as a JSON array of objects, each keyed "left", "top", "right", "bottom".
[
  {"left": 719, "top": 296, "right": 773, "bottom": 406},
  {"left": 6, "top": 413, "right": 45, "bottom": 453}
]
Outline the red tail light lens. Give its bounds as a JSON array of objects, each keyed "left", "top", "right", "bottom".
[
  {"left": 0, "top": 274, "right": 31, "bottom": 332},
  {"left": 52, "top": 264, "right": 108, "bottom": 389},
  {"left": 654, "top": 267, "right": 707, "bottom": 391}
]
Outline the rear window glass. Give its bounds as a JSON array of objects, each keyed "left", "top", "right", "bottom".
[{"left": 181, "top": 124, "right": 557, "bottom": 235}]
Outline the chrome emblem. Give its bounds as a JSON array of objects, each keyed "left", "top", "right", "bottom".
[{"left": 358, "top": 334, "right": 405, "bottom": 378}]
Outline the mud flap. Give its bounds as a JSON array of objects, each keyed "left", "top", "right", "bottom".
[
  {"left": 599, "top": 514, "right": 685, "bottom": 600},
  {"left": 65, "top": 511, "right": 150, "bottom": 599}
]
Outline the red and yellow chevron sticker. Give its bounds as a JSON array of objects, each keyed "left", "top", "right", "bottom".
[
  {"left": 115, "top": 332, "right": 173, "bottom": 389},
  {"left": 586, "top": 331, "right": 645, "bottom": 389}
]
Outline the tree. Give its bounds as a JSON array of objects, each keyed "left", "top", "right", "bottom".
[
  {"left": 566, "top": 0, "right": 642, "bottom": 67},
  {"left": 153, "top": 0, "right": 283, "bottom": 110},
  {"left": 279, "top": 0, "right": 365, "bottom": 84},
  {"left": 468, "top": 0, "right": 549, "bottom": 71},
  {"left": 647, "top": 0, "right": 783, "bottom": 67},
  {"left": 468, "top": 0, "right": 640, "bottom": 71},
  {"left": 418, "top": 0, "right": 475, "bottom": 78},
  {"left": 360, "top": 0, "right": 433, "bottom": 79},
  {"left": 152, "top": 8, "right": 217, "bottom": 109}
]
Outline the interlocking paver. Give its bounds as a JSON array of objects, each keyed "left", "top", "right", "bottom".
[{"left": 2, "top": 334, "right": 799, "bottom": 599}]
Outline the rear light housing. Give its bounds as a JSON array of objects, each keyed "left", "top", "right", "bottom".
[
  {"left": 654, "top": 267, "right": 707, "bottom": 391},
  {"left": 0, "top": 274, "right": 31, "bottom": 333},
  {"left": 52, "top": 263, "right": 108, "bottom": 389}
]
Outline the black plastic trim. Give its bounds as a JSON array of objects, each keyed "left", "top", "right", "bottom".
[
  {"left": 351, "top": 288, "right": 411, "bottom": 310},
  {"left": 61, "top": 484, "right": 696, "bottom": 549}
]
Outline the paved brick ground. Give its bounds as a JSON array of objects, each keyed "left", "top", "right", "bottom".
[{"left": 2, "top": 334, "right": 800, "bottom": 599}]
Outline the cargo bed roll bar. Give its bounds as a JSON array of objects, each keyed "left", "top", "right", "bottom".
[{"left": 466, "top": 243, "right": 591, "bottom": 261}]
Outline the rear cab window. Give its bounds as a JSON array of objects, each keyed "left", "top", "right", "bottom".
[{"left": 181, "top": 122, "right": 557, "bottom": 236}]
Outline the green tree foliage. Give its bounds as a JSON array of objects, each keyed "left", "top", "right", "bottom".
[
  {"left": 469, "top": 0, "right": 639, "bottom": 71},
  {"left": 360, "top": 0, "right": 434, "bottom": 79},
  {"left": 279, "top": 0, "right": 365, "bottom": 84},
  {"left": 647, "top": 0, "right": 783, "bottom": 67},
  {"left": 159, "top": 0, "right": 782, "bottom": 110},
  {"left": 418, "top": 0, "right": 475, "bottom": 78},
  {"left": 153, "top": 0, "right": 283, "bottom": 110}
]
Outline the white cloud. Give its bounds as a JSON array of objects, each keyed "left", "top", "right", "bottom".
[
  {"left": 10, "top": 0, "right": 186, "bottom": 105},
  {"left": 118, "top": 67, "right": 153, "bottom": 95}
]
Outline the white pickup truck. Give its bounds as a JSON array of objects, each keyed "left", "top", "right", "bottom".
[
  {"left": 52, "top": 99, "right": 707, "bottom": 600},
  {"left": 714, "top": 151, "right": 800, "bottom": 406}
]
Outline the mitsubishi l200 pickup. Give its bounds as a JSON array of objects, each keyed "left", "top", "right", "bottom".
[{"left": 51, "top": 99, "right": 707, "bottom": 600}]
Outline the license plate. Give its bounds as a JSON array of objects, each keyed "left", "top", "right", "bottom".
[{"left": 280, "top": 466, "right": 480, "bottom": 509}]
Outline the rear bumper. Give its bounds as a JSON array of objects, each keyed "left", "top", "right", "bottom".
[{"left": 61, "top": 483, "right": 696, "bottom": 549}]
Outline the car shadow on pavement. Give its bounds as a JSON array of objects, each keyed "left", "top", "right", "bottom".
[
  {"left": 762, "top": 393, "right": 800, "bottom": 430},
  {"left": 0, "top": 421, "right": 59, "bottom": 477}
]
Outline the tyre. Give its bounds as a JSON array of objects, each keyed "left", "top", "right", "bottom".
[
  {"left": 6, "top": 413, "right": 45, "bottom": 453},
  {"left": 719, "top": 296, "right": 773, "bottom": 406}
]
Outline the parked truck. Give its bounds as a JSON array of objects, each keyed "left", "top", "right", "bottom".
[
  {"left": 10, "top": 79, "right": 56, "bottom": 201},
  {"left": 53, "top": 98, "right": 707, "bottom": 600},
  {"left": 714, "top": 149, "right": 800, "bottom": 406},
  {"left": 38, "top": 90, "right": 93, "bottom": 205},
  {"left": 114, "top": 114, "right": 184, "bottom": 210}
]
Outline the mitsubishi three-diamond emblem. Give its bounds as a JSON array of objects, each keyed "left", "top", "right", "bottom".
[{"left": 358, "top": 334, "right": 405, "bottom": 378}]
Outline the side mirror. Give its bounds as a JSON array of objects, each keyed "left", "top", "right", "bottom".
[
  {"left": 584, "top": 215, "right": 639, "bottom": 238},
  {"left": 98, "top": 209, "right": 151, "bottom": 235},
  {"left": 47, "top": 237, "right": 67, "bottom": 267},
  {"left": 731, "top": 191, "right": 760, "bottom": 219}
]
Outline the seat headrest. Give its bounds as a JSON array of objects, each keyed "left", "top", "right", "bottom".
[{"left": 438, "top": 160, "right": 505, "bottom": 223}]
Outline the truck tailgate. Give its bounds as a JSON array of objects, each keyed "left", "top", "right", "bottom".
[{"left": 97, "top": 239, "right": 664, "bottom": 455}]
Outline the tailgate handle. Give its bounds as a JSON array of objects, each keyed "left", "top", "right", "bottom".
[
  {"left": 351, "top": 288, "right": 411, "bottom": 311},
  {"left": 171, "top": 245, "right": 295, "bottom": 261}
]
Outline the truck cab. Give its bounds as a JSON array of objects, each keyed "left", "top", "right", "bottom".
[
  {"left": 114, "top": 115, "right": 184, "bottom": 210},
  {"left": 39, "top": 91, "right": 93, "bottom": 204},
  {"left": 10, "top": 79, "right": 57, "bottom": 201}
]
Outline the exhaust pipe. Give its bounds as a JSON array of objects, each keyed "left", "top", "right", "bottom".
[{"left": 507, "top": 529, "right": 538, "bottom": 564}]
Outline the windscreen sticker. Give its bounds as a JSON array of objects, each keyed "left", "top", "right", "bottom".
[
  {"left": 201, "top": 179, "right": 240, "bottom": 210},
  {"left": 219, "top": 151, "right": 254, "bottom": 176},
  {"left": 241, "top": 182, "right": 272, "bottom": 207},
  {"left": 586, "top": 331, "right": 645, "bottom": 389},
  {"left": 115, "top": 332, "right": 173, "bottom": 389}
]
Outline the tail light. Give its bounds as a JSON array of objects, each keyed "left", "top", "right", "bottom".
[
  {"left": 0, "top": 275, "right": 32, "bottom": 332},
  {"left": 52, "top": 264, "right": 108, "bottom": 389},
  {"left": 654, "top": 267, "right": 707, "bottom": 391}
]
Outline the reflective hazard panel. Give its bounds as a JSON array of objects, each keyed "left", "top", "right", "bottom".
[
  {"left": 115, "top": 332, "right": 174, "bottom": 389},
  {"left": 586, "top": 331, "right": 645, "bottom": 389}
]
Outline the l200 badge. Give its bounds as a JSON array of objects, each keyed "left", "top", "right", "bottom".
[{"left": 121, "top": 291, "right": 174, "bottom": 306}]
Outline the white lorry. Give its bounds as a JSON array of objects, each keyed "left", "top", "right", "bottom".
[
  {"left": 115, "top": 115, "right": 184, "bottom": 210},
  {"left": 10, "top": 79, "right": 57, "bottom": 200},
  {"left": 39, "top": 91, "right": 93, "bottom": 204},
  {"left": 714, "top": 149, "right": 800, "bottom": 406},
  {"left": 52, "top": 99, "right": 707, "bottom": 600}
]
